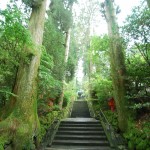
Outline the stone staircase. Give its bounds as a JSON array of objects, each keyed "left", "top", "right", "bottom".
[
  {"left": 45, "top": 101, "right": 112, "bottom": 150},
  {"left": 71, "top": 101, "right": 91, "bottom": 118}
]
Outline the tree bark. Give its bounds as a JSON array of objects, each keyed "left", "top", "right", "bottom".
[
  {"left": 88, "top": 47, "right": 94, "bottom": 99},
  {"left": 146, "top": 0, "right": 150, "bottom": 8},
  {"left": 59, "top": 28, "right": 71, "bottom": 109},
  {"left": 104, "top": 0, "right": 128, "bottom": 132},
  {"left": 0, "top": 0, "right": 47, "bottom": 149}
]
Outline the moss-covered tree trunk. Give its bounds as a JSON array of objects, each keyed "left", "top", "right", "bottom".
[
  {"left": 0, "top": 0, "right": 47, "bottom": 149},
  {"left": 104, "top": 0, "right": 128, "bottom": 132},
  {"left": 59, "top": 28, "right": 71, "bottom": 109}
]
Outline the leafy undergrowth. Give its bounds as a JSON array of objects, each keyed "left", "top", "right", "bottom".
[
  {"left": 104, "top": 110, "right": 150, "bottom": 150},
  {"left": 39, "top": 110, "right": 60, "bottom": 142},
  {"left": 124, "top": 113, "right": 150, "bottom": 150},
  {"left": 103, "top": 110, "right": 119, "bottom": 132},
  {"left": 92, "top": 101, "right": 150, "bottom": 150},
  {"left": 38, "top": 101, "right": 73, "bottom": 144},
  {"left": 91, "top": 100, "right": 119, "bottom": 131}
]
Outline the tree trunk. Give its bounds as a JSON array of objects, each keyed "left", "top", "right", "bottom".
[
  {"left": 104, "top": 0, "right": 128, "bottom": 132},
  {"left": 59, "top": 28, "right": 71, "bottom": 109},
  {"left": 146, "top": 0, "right": 150, "bottom": 8},
  {"left": 0, "top": 0, "right": 47, "bottom": 149},
  {"left": 88, "top": 50, "right": 93, "bottom": 99}
]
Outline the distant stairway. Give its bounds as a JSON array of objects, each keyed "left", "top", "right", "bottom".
[
  {"left": 71, "top": 101, "right": 91, "bottom": 118},
  {"left": 45, "top": 101, "right": 112, "bottom": 150}
]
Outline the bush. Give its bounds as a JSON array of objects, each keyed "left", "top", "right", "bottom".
[
  {"left": 104, "top": 110, "right": 119, "bottom": 131},
  {"left": 39, "top": 110, "right": 60, "bottom": 142},
  {"left": 63, "top": 91, "right": 72, "bottom": 108},
  {"left": 124, "top": 121, "right": 150, "bottom": 150},
  {"left": 0, "top": 3, "right": 32, "bottom": 109},
  {"left": 91, "top": 76, "right": 113, "bottom": 103}
]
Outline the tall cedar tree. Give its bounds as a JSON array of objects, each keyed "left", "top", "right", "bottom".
[
  {"left": 0, "top": 0, "right": 47, "bottom": 149},
  {"left": 59, "top": 28, "right": 71, "bottom": 108},
  {"left": 104, "top": 0, "right": 128, "bottom": 132},
  {"left": 49, "top": 0, "right": 75, "bottom": 108}
]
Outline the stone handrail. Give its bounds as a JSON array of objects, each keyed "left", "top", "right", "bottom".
[
  {"left": 39, "top": 100, "right": 74, "bottom": 149},
  {"left": 88, "top": 99, "right": 127, "bottom": 150}
]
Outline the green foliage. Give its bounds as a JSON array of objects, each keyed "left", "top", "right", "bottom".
[
  {"left": 38, "top": 48, "right": 61, "bottom": 98},
  {"left": 38, "top": 1, "right": 77, "bottom": 143},
  {"left": 104, "top": 110, "right": 119, "bottom": 131},
  {"left": 44, "top": 0, "right": 77, "bottom": 84},
  {"left": 123, "top": 2, "right": 150, "bottom": 117},
  {"left": 122, "top": 2, "right": 150, "bottom": 126},
  {"left": 122, "top": 1, "right": 150, "bottom": 65},
  {"left": 50, "top": 0, "right": 74, "bottom": 32},
  {"left": 63, "top": 91, "right": 71, "bottom": 107},
  {"left": 52, "top": 105, "right": 61, "bottom": 111},
  {"left": 22, "top": 0, "right": 43, "bottom": 8},
  {"left": 63, "top": 81, "right": 76, "bottom": 107},
  {"left": 43, "top": 14, "right": 65, "bottom": 82},
  {"left": 91, "top": 101, "right": 118, "bottom": 131},
  {"left": 39, "top": 93, "right": 74, "bottom": 142},
  {"left": 90, "top": 35, "right": 109, "bottom": 52},
  {"left": 0, "top": 3, "right": 32, "bottom": 107},
  {"left": 88, "top": 35, "right": 110, "bottom": 78},
  {"left": 91, "top": 100, "right": 101, "bottom": 117},
  {"left": 65, "top": 30, "right": 79, "bottom": 83},
  {"left": 0, "top": 89, "right": 18, "bottom": 107},
  {"left": 124, "top": 121, "right": 150, "bottom": 150},
  {"left": 38, "top": 48, "right": 62, "bottom": 116},
  {"left": 0, "top": 136, "right": 7, "bottom": 150},
  {"left": 125, "top": 53, "right": 150, "bottom": 118},
  {"left": 91, "top": 75, "right": 113, "bottom": 101},
  {"left": 39, "top": 110, "right": 60, "bottom": 141},
  {"left": 126, "top": 54, "right": 150, "bottom": 97},
  {"left": 43, "top": 0, "right": 78, "bottom": 108},
  {"left": 129, "top": 102, "right": 150, "bottom": 110},
  {"left": 42, "top": 13, "right": 65, "bottom": 106},
  {"left": 66, "top": 57, "right": 76, "bottom": 82}
]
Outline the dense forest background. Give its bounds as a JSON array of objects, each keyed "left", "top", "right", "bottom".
[{"left": 0, "top": 0, "right": 150, "bottom": 149}]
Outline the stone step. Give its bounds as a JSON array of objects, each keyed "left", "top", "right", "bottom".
[
  {"left": 59, "top": 123, "right": 101, "bottom": 127},
  {"left": 45, "top": 146, "right": 112, "bottom": 150},
  {"left": 58, "top": 126, "right": 104, "bottom": 131},
  {"left": 45, "top": 101, "right": 111, "bottom": 150},
  {"left": 56, "top": 130, "right": 105, "bottom": 135},
  {"left": 71, "top": 107, "right": 89, "bottom": 109},
  {"left": 71, "top": 101, "right": 91, "bottom": 118},
  {"left": 71, "top": 112, "right": 90, "bottom": 115},
  {"left": 51, "top": 140, "right": 109, "bottom": 146},
  {"left": 61, "top": 121, "right": 100, "bottom": 124},
  {"left": 71, "top": 115, "right": 91, "bottom": 118},
  {"left": 54, "top": 135, "right": 107, "bottom": 140}
]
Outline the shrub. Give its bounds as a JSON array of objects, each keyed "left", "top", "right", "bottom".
[
  {"left": 92, "top": 77, "right": 112, "bottom": 101},
  {"left": 124, "top": 121, "right": 150, "bottom": 150},
  {"left": 104, "top": 110, "right": 119, "bottom": 131},
  {"left": 63, "top": 91, "right": 72, "bottom": 108}
]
